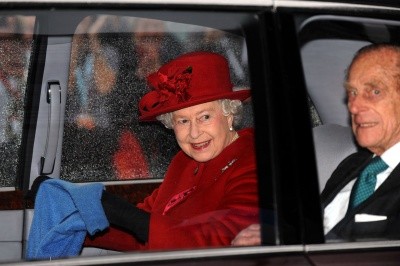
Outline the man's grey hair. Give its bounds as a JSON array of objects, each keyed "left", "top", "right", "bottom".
[{"left": 156, "top": 99, "right": 243, "bottom": 129}]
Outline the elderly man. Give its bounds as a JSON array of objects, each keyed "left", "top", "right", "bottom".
[{"left": 232, "top": 43, "right": 400, "bottom": 245}]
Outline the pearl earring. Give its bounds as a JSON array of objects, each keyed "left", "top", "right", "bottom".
[{"left": 229, "top": 126, "right": 233, "bottom": 131}]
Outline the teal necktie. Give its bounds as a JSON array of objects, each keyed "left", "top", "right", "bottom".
[{"left": 348, "top": 156, "right": 388, "bottom": 210}]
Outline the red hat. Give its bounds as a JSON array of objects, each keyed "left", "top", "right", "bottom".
[{"left": 139, "top": 51, "right": 251, "bottom": 121}]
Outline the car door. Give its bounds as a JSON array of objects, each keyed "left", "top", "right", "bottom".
[
  {"left": 11, "top": 0, "right": 400, "bottom": 265},
  {"left": 0, "top": 0, "right": 340, "bottom": 265},
  {"left": 0, "top": 2, "right": 302, "bottom": 264}
]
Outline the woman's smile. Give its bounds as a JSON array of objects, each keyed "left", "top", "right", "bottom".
[{"left": 191, "top": 140, "right": 211, "bottom": 151}]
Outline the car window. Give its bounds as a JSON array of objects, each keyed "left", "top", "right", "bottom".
[
  {"left": 0, "top": 15, "right": 34, "bottom": 188},
  {"left": 61, "top": 15, "right": 252, "bottom": 182},
  {"left": 298, "top": 14, "right": 400, "bottom": 242},
  {"left": 34, "top": 11, "right": 261, "bottom": 256},
  {"left": 10, "top": 6, "right": 265, "bottom": 258}
]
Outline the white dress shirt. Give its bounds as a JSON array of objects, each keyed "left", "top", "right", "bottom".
[{"left": 323, "top": 142, "right": 400, "bottom": 234}]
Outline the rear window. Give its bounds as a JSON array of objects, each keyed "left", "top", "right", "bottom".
[{"left": 0, "top": 15, "right": 34, "bottom": 188}]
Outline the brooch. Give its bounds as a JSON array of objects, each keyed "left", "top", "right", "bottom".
[
  {"left": 221, "top": 158, "right": 237, "bottom": 173},
  {"left": 163, "top": 186, "right": 197, "bottom": 215}
]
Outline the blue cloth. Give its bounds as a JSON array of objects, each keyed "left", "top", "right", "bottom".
[{"left": 26, "top": 179, "right": 109, "bottom": 260}]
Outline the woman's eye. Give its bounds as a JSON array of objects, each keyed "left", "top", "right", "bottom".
[
  {"left": 199, "top": 114, "right": 211, "bottom": 122},
  {"left": 176, "top": 119, "right": 189, "bottom": 125}
]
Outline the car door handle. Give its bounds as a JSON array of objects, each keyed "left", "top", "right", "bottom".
[{"left": 41, "top": 81, "right": 61, "bottom": 175}]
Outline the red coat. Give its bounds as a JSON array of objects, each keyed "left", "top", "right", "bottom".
[{"left": 85, "top": 128, "right": 259, "bottom": 251}]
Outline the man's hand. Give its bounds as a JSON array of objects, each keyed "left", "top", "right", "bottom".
[{"left": 231, "top": 224, "right": 261, "bottom": 246}]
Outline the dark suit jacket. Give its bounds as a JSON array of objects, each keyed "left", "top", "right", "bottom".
[{"left": 321, "top": 148, "right": 400, "bottom": 241}]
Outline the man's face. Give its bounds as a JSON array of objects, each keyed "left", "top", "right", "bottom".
[
  {"left": 172, "top": 100, "right": 234, "bottom": 162},
  {"left": 346, "top": 48, "right": 400, "bottom": 155}
]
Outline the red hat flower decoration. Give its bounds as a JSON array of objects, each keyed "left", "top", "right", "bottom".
[
  {"left": 139, "top": 66, "right": 193, "bottom": 117},
  {"left": 157, "top": 65, "right": 193, "bottom": 104}
]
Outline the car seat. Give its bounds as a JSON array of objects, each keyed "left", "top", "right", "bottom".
[{"left": 312, "top": 124, "right": 358, "bottom": 192}]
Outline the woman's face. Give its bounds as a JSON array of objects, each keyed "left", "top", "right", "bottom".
[{"left": 172, "top": 100, "right": 234, "bottom": 162}]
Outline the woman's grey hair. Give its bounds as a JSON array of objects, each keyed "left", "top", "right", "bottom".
[{"left": 156, "top": 99, "right": 243, "bottom": 129}]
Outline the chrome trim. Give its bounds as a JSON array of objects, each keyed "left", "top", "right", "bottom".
[
  {"left": 0, "top": 0, "right": 272, "bottom": 7},
  {"left": 274, "top": 0, "right": 400, "bottom": 12},
  {"left": 305, "top": 240, "right": 400, "bottom": 252},
  {"left": 8, "top": 245, "right": 304, "bottom": 265}
]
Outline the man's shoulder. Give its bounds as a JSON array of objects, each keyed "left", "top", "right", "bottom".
[
  {"left": 321, "top": 149, "right": 372, "bottom": 200},
  {"left": 336, "top": 149, "right": 372, "bottom": 170}
]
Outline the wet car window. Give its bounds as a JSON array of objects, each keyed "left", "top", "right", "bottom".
[
  {"left": 0, "top": 16, "right": 34, "bottom": 188},
  {"left": 61, "top": 15, "right": 252, "bottom": 182}
]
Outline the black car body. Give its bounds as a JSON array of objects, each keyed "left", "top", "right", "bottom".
[{"left": 0, "top": 0, "right": 400, "bottom": 264}]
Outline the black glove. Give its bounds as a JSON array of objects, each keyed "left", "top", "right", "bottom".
[
  {"left": 101, "top": 190, "right": 150, "bottom": 243},
  {"left": 25, "top": 175, "right": 51, "bottom": 201}
]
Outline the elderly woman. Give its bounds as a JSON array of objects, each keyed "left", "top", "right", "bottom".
[{"left": 86, "top": 51, "right": 259, "bottom": 250}]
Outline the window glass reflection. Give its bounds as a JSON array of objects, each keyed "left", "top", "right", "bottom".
[{"left": 0, "top": 16, "right": 34, "bottom": 187}]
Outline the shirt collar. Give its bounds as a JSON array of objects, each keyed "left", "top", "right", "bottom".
[{"left": 380, "top": 142, "right": 400, "bottom": 170}]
